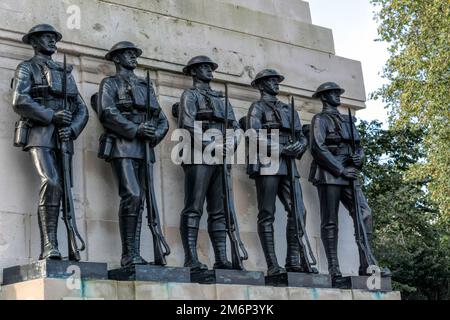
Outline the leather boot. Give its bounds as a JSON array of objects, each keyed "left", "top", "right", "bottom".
[
  {"left": 38, "top": 206, "right": 62, "bottom": 260},
  {"left": 133, "top": 208, "right": 148, "bottom": 265},
  {"left": 285, "top": 217, "right": 303, "bottom": 272},
  {"left": 285, "top": 218, "right": 318, "bottom": 274},
  {"left": 119, "top": 214, "right": 147, "bottom": 267},
  {"left": 209, "top": 230, "right": 232, "bottom": 270},
  {"left": 322, "top": 227, "right": 342, "bottom": 279},
  {"left": 180, "top": 216, "right": 208, "bottom": 271},
  {"left": 258, "top": 226, "right": 285, "bottom": 276}
]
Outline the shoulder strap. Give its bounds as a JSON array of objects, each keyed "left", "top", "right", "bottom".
[
  {"left": 262, "top": 100, "right": 282, "bottom": 122},
  {"left": 29, "top": 62, "right": 45, "bottom": 86},
  {"left": 322, "top": 112, "right": 342, "bottom": 134},
  {"left": 116, "top": 75, "right": 132, "bottom": 100}
]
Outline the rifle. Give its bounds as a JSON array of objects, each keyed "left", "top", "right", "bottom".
[
  {"left": 347, "top": 108, "right": 378, "bottom": 267},
  {"left": 59, "top": 54, "right": 85, "bottom": 261},
  {"left": 223, "top": 84, "right": 248, "bottom": 270},
  {"left": 144, "top": 70, "right": 171, "bottom": 265},
  {"left": 287, "top": 96, "right": 317, "bottom": 273}
]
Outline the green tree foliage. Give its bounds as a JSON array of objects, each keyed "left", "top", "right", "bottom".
[
  {"left": 371, "top": 0, "right": 450, "bottom": 214},
  {"left": 359, "top": 120, "right": 449, "bottom": 300}
]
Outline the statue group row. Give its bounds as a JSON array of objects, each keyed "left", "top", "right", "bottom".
[{"left": 10, "top": 24, "right": 390, "bottom": 280}]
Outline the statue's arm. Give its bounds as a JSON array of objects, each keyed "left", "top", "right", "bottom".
[
  {"left": 294, "top": 111, "right": 308, "bottom": 159},
  {"left": 98, "top": 78, "right": 139, "bottom": 140},
  {"left": 178, "top": 90, "right": 208, "bottom": 148},
  {"left": 69, "top": 92, "right": 89, "bottom": 139},
  {"left": 12, "top": 62, "right": 54, "bottom": 125},
  {"left": 151, "top": 108, "right": 169, "bottom": 147},
  {"left": 310, "top": 115, "right": 345, "bottom": 176},
  {"left": 248, "top": 103, "right": 282, "bottom": 155}
]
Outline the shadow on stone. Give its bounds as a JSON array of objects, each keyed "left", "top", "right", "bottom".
[
  {"left": 2, "top": 260, "right": 108, "bottom": 286},
  {"left": 108, "top": 265, "right": 191, "bottom": 283}
]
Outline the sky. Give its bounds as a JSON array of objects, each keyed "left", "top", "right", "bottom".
[{"left": 308, "top": 0, "right": 390, "bottom": 123}]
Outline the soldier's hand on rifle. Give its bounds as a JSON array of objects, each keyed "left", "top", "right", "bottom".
[
  {"left": 294, "top": 143, "right": 308, "bottom": 158},
  {"left": 282, "top": 141, "right": 300, "bottom": 157},
  {"left": 350, "top": 154, "right": 363, "bottom": 167},
  {"left": 53, "top": 110, "right": 72, "bottom": 127},
  {"left": 58, "top": 127, "right": 72, "bottom": 142},
  {"left": 137, "top": 122, "right": 156, "bottom": 140},
  {"left": 342, "top": 167, "right": 358, "bottom": 180}
]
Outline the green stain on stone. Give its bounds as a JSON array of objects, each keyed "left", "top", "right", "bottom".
[{"left": 311, "top": 288, "right": 319, "bottom": 300}]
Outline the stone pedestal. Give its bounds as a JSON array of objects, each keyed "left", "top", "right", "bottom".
[
  {"left": 191, "top": 269, "right": 265, "bottom": 286},
  {"left": 0, "top": 278, "right": 401, "bottom": 300},
  {"left": 2, "top": 260, "right": 108, "bottom": 286},
  {"left": 265, "top": 273, "right": 331, "bottom": 288},
  {"left": 108, "top": 265, "right": 190, "bottom": 283},
  {"left": 333, "top": 276, "right": 392, "bottom": 292}
]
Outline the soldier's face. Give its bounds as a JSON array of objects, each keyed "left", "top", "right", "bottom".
[
  {"left": 322, "top": 90, "right": 341, "bottom": 106},
  {"left": 31, "top": 32, "right": 57, "bottom": 55},
  {"left": 259, "top": 77, "right": 280, "bottom": 95},
  {"left": 192, "top": 63, "right": 214, "bottom": 82},
  {"left": 115, "top": 49, "right": 138, "bottom": 70}
]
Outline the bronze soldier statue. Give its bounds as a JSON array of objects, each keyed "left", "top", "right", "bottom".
[
  {"left": 12, "top": 24, "right": 89, "bottom": 260},
  {"left": 94, "top": 41, "right": 169, "bottom": 267},
  {"left": 246, "top": 69, "right": 317, "bottom": 276},
  {"left": 177, "top": 56, "right": 240, "bottom": 271},
  {"left": 309, "top": 82, "right": 390, "bottom": 279}
]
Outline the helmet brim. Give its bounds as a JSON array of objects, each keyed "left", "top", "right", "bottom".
[
  {"left": 22, "top": 30, "right": 63, "bottom": 45},
  {"left": 251, "top": 75, "right": 285, "bottom": 88},
  {"left": 182, "top": 61, "right": 219, "bottom": 76},
  {"left": 312, "top": 88, "right": 345, "bottom": 99},
  {"left": 105, "top": 47, "right": 143, "bottom": 61}
]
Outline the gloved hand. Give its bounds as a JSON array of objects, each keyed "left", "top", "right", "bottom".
[
  {"left": 349, "top": 153, "right": 363, "bottom": 167},
  {"left": 136, "top": 122, "right": 156, "bottom": 140},
  {"left": 342, "top": 167, "right": 358, "bottom": 180},
  {"left": 53, "top": 110, "right": 72, "bottom": 127},
  {"left": 282, "top": 141, "right": 302, "bottom": 157}
]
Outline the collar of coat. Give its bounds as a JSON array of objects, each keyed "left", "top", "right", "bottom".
[
  {"left": 192, "top": 86, "right": 224, "bottom": 98},
  {"left": 30, "top": 55, "right": 74, "bottom": 72}
]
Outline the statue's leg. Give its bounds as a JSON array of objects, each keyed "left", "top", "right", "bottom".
[
  {"left": 278, "top": 176, "right": 306, "bottom": 272},
  {"left": 111, "top": 158, "right": 147, "bottom": 267},
  {"left": 179, "top": 164, "right": 211, "bottom": 270},
  {"left": 317, "top": 184, "right": 342, "bottom": 278},
  {"left": 30, "top": 147, "right": 62, "bottom": 260},
  {"left": 206, "top": 165, "right": 231, "bottom": 269},
  {"left": 255, "top": 175, "right": 285, "bottom": 276}
]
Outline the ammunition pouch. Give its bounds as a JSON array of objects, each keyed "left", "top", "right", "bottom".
[
  {"left": 262, "top": 122, "right": 280, "bottom": 131},
  {"left": 117, "top": 99, "right": 134, "bottom": 113},
  {"left": 98, "top": 133, "right": 115, "bottom": 161},
  {"left": 30, "top": 85, "right": 51, "bottom": 101},
  {"left": 201, "top": 121, "right": 223, "bottom": 131},
  {"left": 13, "top": 119, "right": 31, "bottom": 148},
  {"left": 196, "top": 109, "right": 216, "bottom": 122},
  {"left": 328, "top": 145, "right": 339, "bottom": 155},
  {"left": 278, "top": 134, "right": 292, "bottom": 145},
  {"left": 122, "top": 112, "right": 146, "bottom": 124}
]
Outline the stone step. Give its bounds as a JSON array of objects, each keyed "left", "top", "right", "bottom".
[{"left": 0, "top": 278, "right": 401, "bottom": 300}]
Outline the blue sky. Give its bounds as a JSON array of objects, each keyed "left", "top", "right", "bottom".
[{"left": 308, "top": 0, "right": 389, "bottom": 123}]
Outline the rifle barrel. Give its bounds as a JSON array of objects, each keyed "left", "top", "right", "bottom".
[
  {"left": 348, "top": 108, "right": 356, "bottom": 152},
  {"left": 291, "top": 96, "right": 295, "bottom": 139}
]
